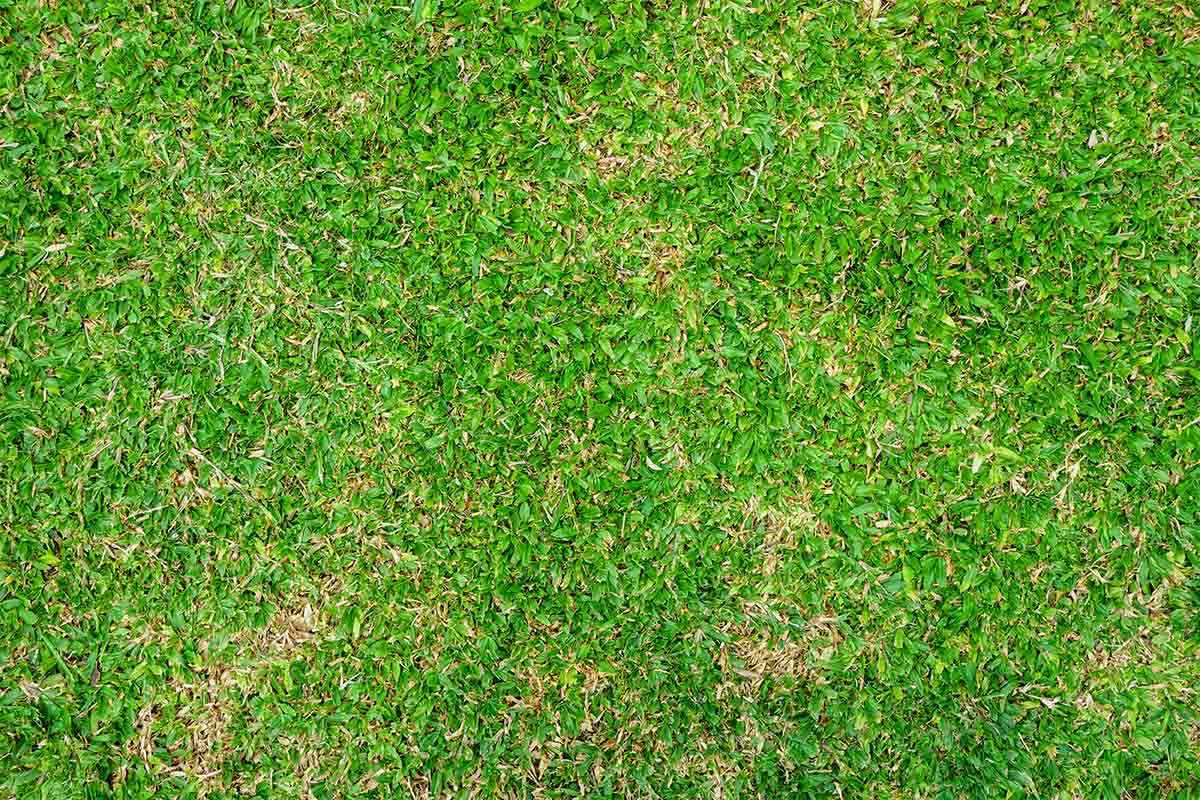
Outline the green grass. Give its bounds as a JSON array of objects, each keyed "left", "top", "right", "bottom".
[{"left": 2, "top": 0, "right": 1199, "bottom": 797}]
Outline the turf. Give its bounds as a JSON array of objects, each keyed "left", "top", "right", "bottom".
[{"left": 2, "top": 0, "right": 1199, "bottom": 797}]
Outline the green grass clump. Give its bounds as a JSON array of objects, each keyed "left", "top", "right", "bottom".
[{"left": 2, "top": 1, "right": 1199, "bottom": 797}]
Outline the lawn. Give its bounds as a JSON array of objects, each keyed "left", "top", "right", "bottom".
[{"left": 2, "top": 0, "right": 1199, "bottom": 797}]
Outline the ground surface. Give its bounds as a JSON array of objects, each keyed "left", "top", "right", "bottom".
[{"left": 2, "top": 1, "right": 1199, "bottom": 798}]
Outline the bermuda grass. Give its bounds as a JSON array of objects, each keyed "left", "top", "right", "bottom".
[{"left": 2, "top": 0, "right": 1199, "bottom": 797}]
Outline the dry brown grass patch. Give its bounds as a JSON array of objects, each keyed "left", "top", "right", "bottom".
[
  {"left": 740, "top": 490, "right": 826, "bottom": 580},
  {"left": 128, "top": 587, "right": 335, "bottom": 797},
  {"left": 716, "top": 603, "right": 838, "bottom": 701},
  {"left": 712, "top": 491, "right": 839, "bottom": 702}
]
